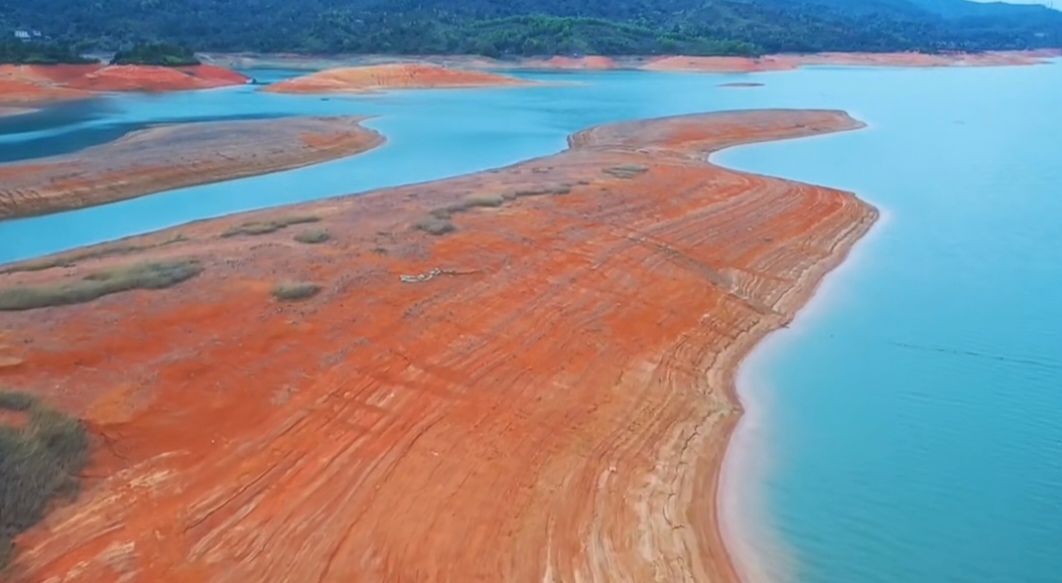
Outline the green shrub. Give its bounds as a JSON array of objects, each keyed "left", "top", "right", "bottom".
[
  {"left": 221, "top": 216, "right": 320, "bottom": 238},
  {"left": 0, "top": 260, "right": 202, "bottom": 311},
  {"left": 271, "top": 282, "right": 321, "bottom": 301},
  {"left": 293, "top": 230, "right": 331, "bottom": 245},
  {"left": 0, "top": 392, "right": 88, "bottom": 570}
]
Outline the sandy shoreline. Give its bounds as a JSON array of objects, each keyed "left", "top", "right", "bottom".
[
  {"left": 210, "top": 49, "right": 1060, "bottom": 74},
  {"left": 1, "top": 110, "right": 875, "bottom": 582},
  {"left": 0, "top": 116, "right": 384, "bottom": 219}
]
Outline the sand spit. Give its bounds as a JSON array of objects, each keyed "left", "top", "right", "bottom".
[
  {"left": 0, "top": 116, "right": 383, "bottom": 219},
  {"left": 0, "top": 109, "right": 876, "bottom": 583},
  {"left": 0, "top": 64, "right": 249, "bottom": 107},
  {"left": 264, "top": 63, "right": 531, "bottom": 94},
  {"left": 0, "top": 105, "right": 36, "bottom": 117},
  {"left": 720, "top": 82, "right": 765, "bottom": 88}
]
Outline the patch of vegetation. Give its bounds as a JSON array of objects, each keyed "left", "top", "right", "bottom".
[
  {"left": 414, "top": 185, "right": 576, "bottom": 237},
  {"left": 221, "top": 216, "right": 320, "bottom": 238},
  {"left": 414, "top": 217, "right": 457, "bottom": 236},
  {"left": 293, "top": 230, "right": 331, "bottom": 245},
  {"left": 109, "top": 42, "right": 199, "bottom": 66},
  {"left": 0, "top": 235, "right": 187, "bottom": 275},
  {"left": 0, "top": 391, "right": 89, "bottom": 570},
  {"left": 0, "top": 260, "right": 202, "bottom": 311},
  {"left": 271, "top": 282, "right": 321, "bottom": 301},
  {"left": 0, "top": 39, "right": 95, "bottom": 65},
  {"left": 602, "top": 165, "right": 649, "bottom": 179},
  {"left": 511, "top": 184, "right": 573, "bottom": 197}
]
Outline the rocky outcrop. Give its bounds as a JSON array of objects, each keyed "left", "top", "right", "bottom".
[
  {"left": 0, "top": 116, "right": 383, "bottom": 218},
  {"left": 0, "top": 110, "right": 876, "bottom": 583}
]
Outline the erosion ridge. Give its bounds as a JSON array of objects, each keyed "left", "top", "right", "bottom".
[
  {"left": 0, "top": 116, "right": 384, "bottom": 218},
  {"left": 0, "top": 109, "right": 877, "bottom": 583}
]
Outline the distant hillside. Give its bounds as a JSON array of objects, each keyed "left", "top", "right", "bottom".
[{"left": 0, "top": 0, "right": 1059, "bottom": 56}]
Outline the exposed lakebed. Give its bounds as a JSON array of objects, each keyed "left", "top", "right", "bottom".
[{"left": 2, "top": 62, "right": 1061, "bottom": 583}]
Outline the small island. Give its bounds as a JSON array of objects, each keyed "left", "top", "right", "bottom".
[{"left": 264, "top": 63, "right": 532, "bottom": 94}]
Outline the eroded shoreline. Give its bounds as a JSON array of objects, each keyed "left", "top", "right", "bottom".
[
  {"left": 0, "top": 110, "right": 876, "bottom": 583},
  {"left": 0, "top": 116, "right": 384, "bottom": 219}
]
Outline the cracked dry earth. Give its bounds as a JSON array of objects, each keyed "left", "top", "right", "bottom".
[
  {"left": 0, "top": 109, "right": 877, "bottom": 583},
  {"left": 0, "top": 116, "right": 384, "bottom": 219}
]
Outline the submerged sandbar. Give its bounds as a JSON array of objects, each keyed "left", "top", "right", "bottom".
[{"left": 0, "top": 109, "right": 875, "bottom": 583}]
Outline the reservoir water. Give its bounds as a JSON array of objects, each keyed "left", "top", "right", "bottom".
[{"left": 2, "top": 63, "right": 1061, "bottom": 583}]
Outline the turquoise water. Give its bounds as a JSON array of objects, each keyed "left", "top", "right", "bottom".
[{"left": 2, "top": 63, "right": 1061, "bottom": 583}]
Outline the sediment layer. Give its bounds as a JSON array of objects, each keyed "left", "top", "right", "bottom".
[
  {"left": 264, "top": 63, "right": 530, "bottom": 94},
  {"left": 0, "top": 116, "right": 384, "bottom": 219},
  {"left": 0, "top": 109, "right": 877, "bottom": 583}
]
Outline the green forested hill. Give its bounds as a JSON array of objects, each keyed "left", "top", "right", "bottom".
[{"left": 0, "top": 0, "right": 1059, "bottom": 56}]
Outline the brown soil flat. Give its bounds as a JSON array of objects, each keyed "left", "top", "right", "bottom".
[
  {"left": 263, "top": 63, "right": 531, "bottom": 93},
  {"left": 0, "top": 64, "right": 248, "bottom": 107},
  {"left": 0, "top": 109, "right": 877, "bottom": 583},
  {"left": 0, "top": 116, "right": 384, "bottom": 218}
]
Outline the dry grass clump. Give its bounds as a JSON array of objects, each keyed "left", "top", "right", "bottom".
[
  {"left": 0, "top": 235, "right": 187, "bottom": 275},
  {"left": 0, "top": 391, "right": 88, "bottom": 569},
  {"left": 0, "top": 260, "right": 202, "bottom": 311},
  {"left": 293, "top": 230, "right": 331, "bottom": 244},
  {"left": 602, "top": 165, "right": 649, "bottom": 179},
  {"left": 221, "top": 215, "right": 320, "bottom": 238},
  {"left": 511, "top": 185, "right": 572, "bottom": 197},
  {"left": 414, "top": 217, "right": 456, "bottom": 236},
  {"left": 414, "top": 185, "right": 573, "bottom": 236},
  {"left": 272, "top": 282, "right": 321, "bottom": 302}
]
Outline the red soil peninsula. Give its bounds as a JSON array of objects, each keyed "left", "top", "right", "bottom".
[
  {"left": 263, "top": 63, "right": 531, "bottom": 93},
  {"left": 0, "top": 116, "right": 383, "bottom": 218},
  {"left": 0, "top": 64, "right": 248, "bottom": 107},
  {"left": 0, "top": 109, "right": 876, "bottom": 583}
]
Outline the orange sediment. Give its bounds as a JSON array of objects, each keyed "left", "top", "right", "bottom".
[
  {"left": 263, "top": 63, "right": 531, "bottom": 93},
  {"left": 0, "top": 109, "right": 877, "bottom": 583},
  {"left": 0, "top": 116, "right": 384, "bottom": 218},
  {"left": 0, "top": 64, "right": 248, "bottom": 107}
]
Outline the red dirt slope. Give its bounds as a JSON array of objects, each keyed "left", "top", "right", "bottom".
[{"left": 0, "top": 110, "right": 876, "bottom": 583}]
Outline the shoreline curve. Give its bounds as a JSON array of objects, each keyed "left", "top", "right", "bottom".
[{"left": 0, "top": 109, "right": 876, "bottom": 583}]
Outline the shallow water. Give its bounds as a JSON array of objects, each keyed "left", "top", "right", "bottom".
[{"left": 2, "top": 63, "right": 1061, "bottom": 583}]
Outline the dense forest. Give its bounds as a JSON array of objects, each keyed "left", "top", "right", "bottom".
[
  {"left": 110, "top": 43, "right": 200, "bottom": 66},
  {"left": 1, "top": 0, "right": 1059, "bottom": 57},
  {"left": 0, "top": 38, "right": 95, "bottom": 64}
]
